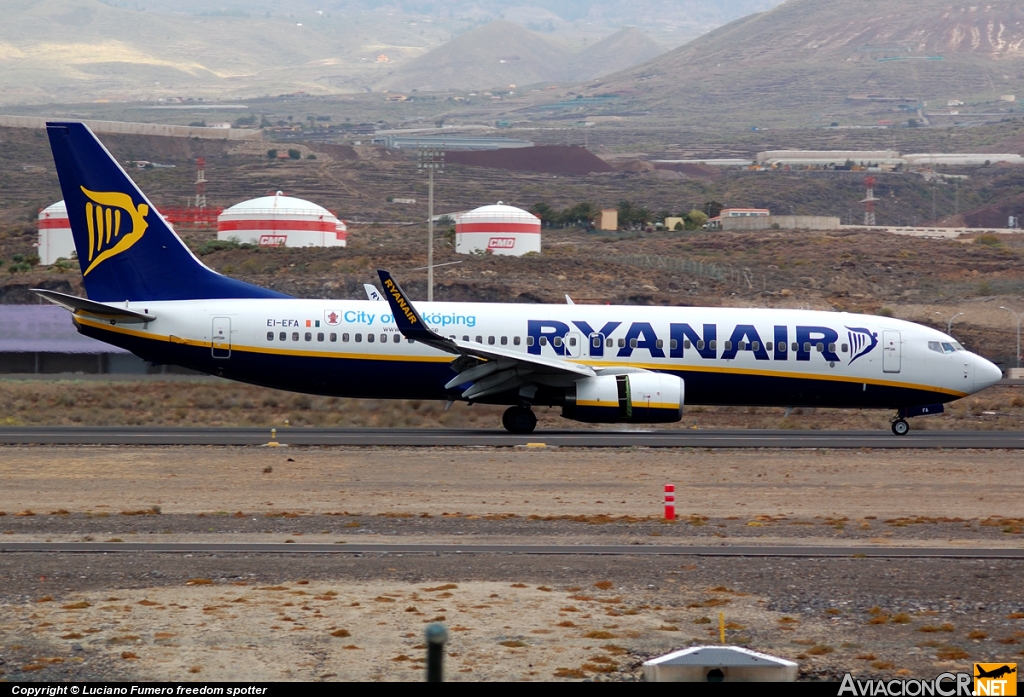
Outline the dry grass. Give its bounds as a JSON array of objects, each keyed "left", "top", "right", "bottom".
[{"left": 3, "top": 379, "right": 1024, "bottom": 432}]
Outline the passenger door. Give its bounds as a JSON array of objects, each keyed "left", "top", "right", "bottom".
[{"left": 882, "top": 330, "right": 900, "bottom": 373}]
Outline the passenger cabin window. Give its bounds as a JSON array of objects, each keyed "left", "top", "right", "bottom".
[
  {"left": 380, "top": 334, "right": 386, "bottom": 343},
  {"left": 463, "top": 336, "right": 469, "bottom": 342},
  {"left": 476, "top": 335, "right": 483, "bottom": 344},
  {"left": 526, "top": 336, "right": 534, "bottom": 347},
  {"left": 629, "top": 338, "right": 637, "bottom": 349},
  {"left": 279, "top": 332, "right": 287, "bottom": 341},
  {"left": 569, "top": 336, "right": 577, "bottom": 347},
  {"left": 778, "top": 342, "right": 786, "bottom": 352},
  {"left": 539, "top": 337, "right": 548, "bottom": 346},
  {"left": 317, "top": 333, "right": 324, "bottom": 342},
  {"left": 816, "top": 342, "right": 824, "bottom": 352},
  {"left": 724, "top": 341, "right": 732, "bottom": 351},
  {"left": 367, "top": 334, "right": 375, "bottom": 343},
  {"left": 841, "top": 343, "right": 848, "bottom": 353},
  {"left": 709, "top": 340, "right": 717, "bottom": 350},
  {"left": 618, "top": 338, "right": 625, "bottom": 348},
  {"left": 267, "top": 332, "right": 274, "bottom": 341},
  {"left": 751, "top": 341, "right": 760, "bottom": 351},
  {"left": 342, "top": 333, "right": 349, "bottom": 342},
  {"left": 513, "top": 337, "right": 521, "bottom": 346},
  {"left": 488, "top": 336, "right": 496, "bottom": 345},
  {"left": 593, "top": 337, "right": 601, "bottom": 348},
  {"left": 292, "top": 332, "right": 299, "bottom": 341},
  {"left": 683, "top": 339, "right": 691, "bottom": 349},
  {"left": 606, "top": 338, "right": 614, "bottom": 348},
  {"left": 355, "top": 334, "right": 362, "bottom": 343},
  {"left": 802, "top": 342, "right": 810, "bottom": 352},
  {"left": 305, "top": 332, "right": 312, "bottom": 341},
  {"left": 697, "top": 340, "right": 705, "bottom": 350},
  {"left": 792, "top": 342, "right": 799, "bottom": 352},
  {"left": 330, "top": 333, "right": 337, "bottom": 342},
  {"left": 393, "top": 334, "right": 401, "bottom": 343},
  {"left": 501, "top": 336, "right": 508, "bottom": 346},
  {"left": 553, "top": 336, "right": 562, "bottom": 348},
  {"left": 828, "top": 342, "right": 836, "bottom": 353},
  {"left": 656, "top": 339, "right": 664, "bottom": 349},
  {"left": 737, "top": 341, "right": 745, "bottom": 350},
  {"left": 670, "top": 339, "right": 678, "bottom": 350}
]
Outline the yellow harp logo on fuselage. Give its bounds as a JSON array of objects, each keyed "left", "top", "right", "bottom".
[{"left": 81, "top": 187, "right": 149, "bottom": 276}]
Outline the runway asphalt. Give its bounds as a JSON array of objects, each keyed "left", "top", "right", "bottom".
[
  {"left": 2, "top": 542, "right": 1023, "bottom": 558},
  {"left": 1, "top": 426, "right": 1023, "bottom": 447}
]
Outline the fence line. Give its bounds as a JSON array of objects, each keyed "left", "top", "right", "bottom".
[{"left": 608, "top": 254, "right": 728, "bottom": 282}]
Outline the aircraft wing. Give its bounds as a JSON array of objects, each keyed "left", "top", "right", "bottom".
[
  {"left": 376, "top": 270, "right": 595, "bottom": 400},
  {"left": 33, "top": 288, "right": 156, "bottom": 323}
]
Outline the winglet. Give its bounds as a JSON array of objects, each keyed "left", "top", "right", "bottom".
[{"left": 376, "top": 269, "right": 457, "bottom": 353}]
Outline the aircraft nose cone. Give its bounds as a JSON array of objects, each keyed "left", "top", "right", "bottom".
[{"left": 975, "top": 355, "right": 1003, "bottom": 391}]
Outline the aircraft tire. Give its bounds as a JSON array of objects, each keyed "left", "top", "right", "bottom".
[
  {"left": 891, "top": 419, "right": 910, "bottom": 436},
  {"left": 503, "top": 406, "right": 537, "bottom": 434}
]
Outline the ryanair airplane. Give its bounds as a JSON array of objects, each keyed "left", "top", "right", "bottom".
[{"left": 38, "top": 122, "right": 1002, "bottom": 435}]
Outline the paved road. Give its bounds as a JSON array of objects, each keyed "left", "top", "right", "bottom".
[
  {"left": 1, "top": 426, "right": 1023, "bottom": 448},
  {"left": 3, "top": 542, "right": 1023, "bottom": 558}
]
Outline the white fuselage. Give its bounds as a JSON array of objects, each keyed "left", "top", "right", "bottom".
[{"left": 72, "top": 298, "right": 1002, "bottom": 408}]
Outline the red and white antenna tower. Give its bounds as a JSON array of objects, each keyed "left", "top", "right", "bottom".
[
  {"left": 194, "top": 157, "right": 207, "bottom": 209},
  {"left": 860, "top": 175, "right": 878, "bottom": 226}
]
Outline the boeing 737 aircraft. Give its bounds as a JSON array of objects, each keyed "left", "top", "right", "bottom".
[{"left": 37, "top": 122, "right": 1002, "bottom": 434}]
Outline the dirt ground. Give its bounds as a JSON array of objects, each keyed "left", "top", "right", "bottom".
[
  {"left": 1, "top": 446, "right": 1023, "bottom": 521},
  {"left": 1, "top": 445, "right": 1023, "bottom": 682}
]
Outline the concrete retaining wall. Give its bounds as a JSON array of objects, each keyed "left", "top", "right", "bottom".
[
  {"left": 0, "top": 115, "right": 263, "bottom": 141},
  {"left": 722, "top": 215, "right": 840, "bottom": 231}
]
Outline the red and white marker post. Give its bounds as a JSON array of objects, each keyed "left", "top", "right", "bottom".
[{"left": 664, "top": 484, "right": 675, "bottom": 521}]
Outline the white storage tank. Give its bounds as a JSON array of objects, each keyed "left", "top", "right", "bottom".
[
  {"left": 217, "top": 191, "right": 347, "bottom": 248},
  {"left": 37, "top": 200, "right": 76, "bottom": 265},
  {"left": 455, "top": 202, "right": 540, "bottom": 256}
]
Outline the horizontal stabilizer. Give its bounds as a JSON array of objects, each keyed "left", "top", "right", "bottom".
[{"left": 32, "top": 288, "right": 155, "bottom": 323}]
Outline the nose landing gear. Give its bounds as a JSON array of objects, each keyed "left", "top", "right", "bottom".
[
  {"left": 502, "top": 405, "right": 537, "bottom": 434},
  {"left": 890, "top": 408, "right": 910, "bottom": 436}
]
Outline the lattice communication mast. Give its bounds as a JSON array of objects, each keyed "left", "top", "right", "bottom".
[
  {"left": 860, "top": 175, "right": 878, "bottom": 226},
  {"left": 194, "top": 157, "right": 207, "bottom": 209}
]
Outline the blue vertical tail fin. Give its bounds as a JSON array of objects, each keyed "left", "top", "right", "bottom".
[{"left": 46, "top": 122, "right": 288, "bottom": 302}]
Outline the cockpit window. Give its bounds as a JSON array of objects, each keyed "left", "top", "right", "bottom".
[
  {"left": 951, "top": 341, "right": 965, "bottom": 351},
  {"left": 941, "top": 342, "right": 956, "bottom": 353},
  {"left": 929, "top": 341, "right": 957, "bottom": 355}
]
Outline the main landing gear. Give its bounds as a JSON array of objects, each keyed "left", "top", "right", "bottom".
[{"left": 502, "top": 405, "right": 537, "bottom": 434}]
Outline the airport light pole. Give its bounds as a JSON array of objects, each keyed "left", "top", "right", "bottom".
[
  {"left": 999, "top": 306, "right": 1022, "bottom": 368},
  {"left": 934, "top": 311, "right": 963, "bottom": 337},
  {"left": 418, "top": 145, "right": 445, "bottom": 302}
]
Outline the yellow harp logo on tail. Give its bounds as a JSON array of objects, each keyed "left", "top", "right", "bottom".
[{"left": 80, "top": 187, "right": 149, "bottom": 276}]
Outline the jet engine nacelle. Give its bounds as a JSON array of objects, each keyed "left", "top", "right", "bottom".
[{"left": 562, "top": 372, "right": 684, "bottom": 424}]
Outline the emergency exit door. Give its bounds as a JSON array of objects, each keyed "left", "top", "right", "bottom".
[
  {"left": 212, "top": 317, "right": 231, "bottom": 359},
  {"left": 882, "top": 330, "right": 900, "bottom": 373}
]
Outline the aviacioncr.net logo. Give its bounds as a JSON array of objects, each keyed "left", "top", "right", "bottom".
[{"left": 81, "top": 186, "right": 149, "bottom": 276}]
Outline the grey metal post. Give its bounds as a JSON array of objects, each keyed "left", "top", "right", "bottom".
[
  {"left": 418, "top": 146, "right": 444, "bottom": 302},
  {"left": 425, "top": 622, "right": 448, "bottom": 682},
  {"left": 428, "top": 165, "right": 434, "bottom": 302}
]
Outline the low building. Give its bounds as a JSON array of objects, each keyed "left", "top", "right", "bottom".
[
  {"left": 722, "top": 215, "right": 840, "bottom": 231},
  {"left": 599, "top": 209, "right": 618, "bottom": 231},
  {"left": 705, "top": 208, "right": 770, "bottom": 230},
  {"left": 0, "top": 305, "right": 192, "bottom": 374}
]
